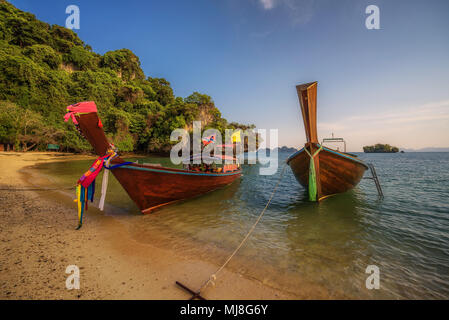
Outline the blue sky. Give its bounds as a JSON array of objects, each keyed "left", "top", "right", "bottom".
[{"left": 10, "top": 0, "right": 449, "bottom": 150}]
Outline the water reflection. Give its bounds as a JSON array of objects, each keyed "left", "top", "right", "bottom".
[{"left": 28, "top": 152, "right": 449, "bottom": 299}]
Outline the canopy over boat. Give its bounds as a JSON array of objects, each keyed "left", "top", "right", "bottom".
[{"left": 184, "top": 154, "right": 237, "bottom": 163}]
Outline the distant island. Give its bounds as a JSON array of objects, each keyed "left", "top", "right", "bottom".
[
  {"left": 276, "top": 146, "right": 298, "bottom": 153},
  {"left": 363, "top": 144, "right": 399, "bottom": 153},
  {"left": 259, "top": 146, "right": 298, "bottom": 154}
]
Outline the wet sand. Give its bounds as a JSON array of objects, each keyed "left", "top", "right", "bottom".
[{"left": 0, "top": 152, "right": 297, "bottom": 299}]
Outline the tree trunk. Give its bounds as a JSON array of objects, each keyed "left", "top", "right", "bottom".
[{"left": 24, "top": 143, "right": 37, "bottom": 152}]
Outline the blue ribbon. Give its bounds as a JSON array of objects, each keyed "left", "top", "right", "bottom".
[{"left": 104, "top": 162, "right": 133, "bottom": 170}]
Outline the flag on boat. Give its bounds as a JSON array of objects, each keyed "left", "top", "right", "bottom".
[
  {"left": 231, "top": 130, "right": 241, "bottom": 143},
  {"left": 202, "top": 135, "right": 216, "bottom": 146}
]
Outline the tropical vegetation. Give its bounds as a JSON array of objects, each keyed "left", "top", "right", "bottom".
[{"left": 0, "top": 0, "right": 253, "bottom": 153}]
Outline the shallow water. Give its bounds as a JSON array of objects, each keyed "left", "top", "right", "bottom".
[{"left": 31, "top": 152, "right": 449, "bottom": 299}]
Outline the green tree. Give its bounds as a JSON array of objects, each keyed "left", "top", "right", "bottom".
[
  {"left": 63, "top": 45, "right": 100, "bottom": 70},
  {"left": 5, "top": 16, "right": 51, "bottom": 47},
  {"left": 101, "top": 49, "right": 145, "bottom": 81},
  {"left": 23, "top": 44, "right": 61, "bottom": 69},
  {"left": 185, "top": 91, "right": 213, "bottom": 106},
  {"left": 148, "top": 77, "right": 174, "bottom": 106}
]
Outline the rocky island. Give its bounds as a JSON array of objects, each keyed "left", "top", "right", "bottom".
[{"left": 363, "top": 144, "right": 399, "bottom": 153}]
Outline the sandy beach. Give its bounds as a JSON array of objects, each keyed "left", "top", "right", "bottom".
[{"left": 0, "top": 152, "right": 297, "bottom": 300}]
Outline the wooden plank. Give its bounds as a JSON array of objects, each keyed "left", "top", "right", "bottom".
[
  {"left": 76, "top": 113, "right": 110, "bottom": 156},
  {"left": 297, "top": 88, "right": 310, "bottom": 142},
  {"left": 306, "top": 83, "right": 318, "bottom": 143},
  {"left": 296, "top": 82, "right": 318, "bottom": 143}
]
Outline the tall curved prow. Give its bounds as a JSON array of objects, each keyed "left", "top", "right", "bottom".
[
  {"left": 76, "top": 113, "right": 110, "bottom": 156},
  {"left": 296, "top": 82, "right": 322, "bottom": 200},
  {"left": 287, "top": 82, "right": 368, "bottom": 202},
  {"left": 65, "top": 102, "right": 124, "bottom": 162},
  {"left": 297, "top": 82, "right": 318, "bottom": 144}
]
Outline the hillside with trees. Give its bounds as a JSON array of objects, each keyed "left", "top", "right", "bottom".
[{"left": 0, "top": 0, "right": 253, "bottom": 153}]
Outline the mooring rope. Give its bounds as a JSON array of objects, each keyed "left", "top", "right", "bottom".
[
  {"left": 0, "top": 186, "right": 75, "bottom": 191},
  {"left": 195, "top": 162, "right": 288, "bottom": 295}
]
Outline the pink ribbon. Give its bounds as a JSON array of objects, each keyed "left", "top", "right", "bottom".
[
  {"left": 64, "top": 101, "right": 98, "bottom": 125},
  {"left": 78, "top": 154, "right": 109, "bottom": 188}
]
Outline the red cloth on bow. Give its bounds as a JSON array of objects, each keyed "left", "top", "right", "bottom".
[{"left": 64, "top": 101, "right": 98, "bottom": 125}]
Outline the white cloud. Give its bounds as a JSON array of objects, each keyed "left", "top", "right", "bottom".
[
  {"left": 259, "top": 0, "right": 276, "bottom": 10},
  {"left": 258, "top": 0, "right": 315, "bottom": 25}
]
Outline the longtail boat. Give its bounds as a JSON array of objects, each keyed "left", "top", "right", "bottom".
[
  {"left": 65, "top": 102, "right": 242, "bottom": 218},
  {"left": 286, "top": 82, "right": 368, "bottom": 201}
]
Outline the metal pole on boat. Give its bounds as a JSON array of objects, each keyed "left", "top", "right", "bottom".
[{"left": 364, "top": 163, "right": 384, "bottom": 199}]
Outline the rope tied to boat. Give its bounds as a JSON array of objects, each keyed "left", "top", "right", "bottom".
[
  {"left": 98, "top": 157, "right": 133, "bottom": 211},
  {"left": 0, "top": 186, "right": 76, "bottom": 191},
  {"left": 303, "top": 145, "right": 323, "bottom": 201},
  {"left": 176, "top": 162, "right": 288, "bottom": 300}
]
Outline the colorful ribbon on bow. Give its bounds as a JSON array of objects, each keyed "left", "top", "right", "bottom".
[
  {"left": 304, "top": 145, "right": 323, "bottom": 202},
  {"left": 74, "top": 150, "right": 117, "bottom": 229},
  {"left": 74, "top": 149, "right": 134, "bottom": 229}
]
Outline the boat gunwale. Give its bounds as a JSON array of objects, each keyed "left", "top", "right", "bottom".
[
  {"left": 286, "top": 145, "right": 369, "bottom": 169},
  {"left": 116, "top": 163, "right": 242, "bottom": 177}
]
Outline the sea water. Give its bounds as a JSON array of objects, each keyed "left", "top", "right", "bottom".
[{"left": 31, "top": 152, "right": 449, "bottom": 299}]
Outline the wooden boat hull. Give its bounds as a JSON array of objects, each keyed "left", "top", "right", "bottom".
[
  {"left": 74, "top": 111, "right": 241, "bottom": 213},
  {"left": 287, "top": 145, "right": 368, "bottom": 200},
  {"left": 111, "top": 164, "right": 241, "bottom": 213},
  {"left": 288, "top": 81, "right": 369, "bottom": 201}
]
